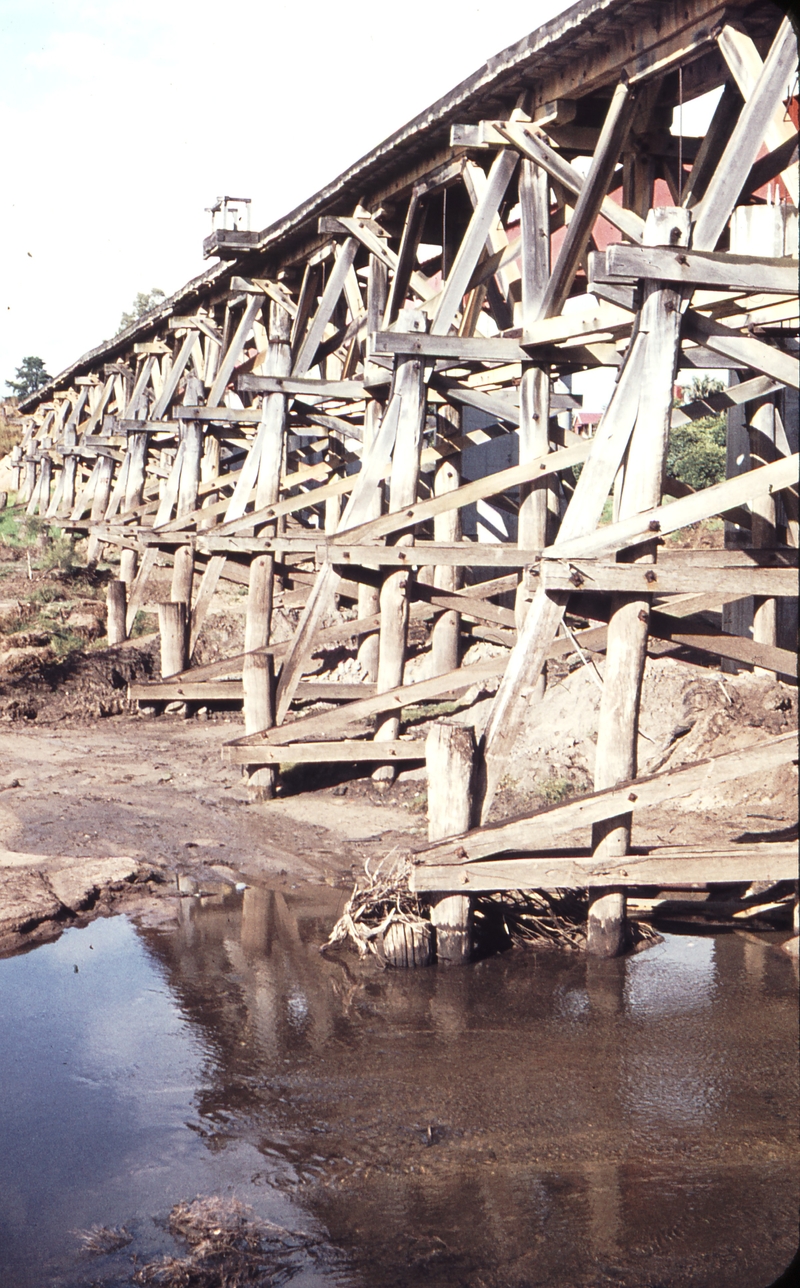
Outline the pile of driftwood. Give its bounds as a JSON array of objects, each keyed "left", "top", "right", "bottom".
[
  {"left": 322, "top": 855, "right": 435, "bottom": 967},
  {"left": 479, "top": 888, "right": 590, "bottom": 951},
  {"left": 128, "top": 1197, "right": 328, "bottom": 1286},
  {"left": 322, "top": 857, "right": 614, "bottom": 965}
]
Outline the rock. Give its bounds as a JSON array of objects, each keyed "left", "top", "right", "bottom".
[
  {"left": 48, "top": 857, "right": 140, "bottom": 912},
  {"left": 0, "top": 868, "right": 64, "bottom": 940}
]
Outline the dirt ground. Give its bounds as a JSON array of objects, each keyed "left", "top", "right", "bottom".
[{"left": 0, "top": 521, "right": 797, "bottom": 957}]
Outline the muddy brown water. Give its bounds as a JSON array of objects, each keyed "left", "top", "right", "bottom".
[{"left": 0, "top": 886, "right": 797, "bottom": 1288}]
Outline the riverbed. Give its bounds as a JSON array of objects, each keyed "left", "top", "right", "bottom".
[{"left": 1, "top": 884, "right": 797, "bottom": 1287}]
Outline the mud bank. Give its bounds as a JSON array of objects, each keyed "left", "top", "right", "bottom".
[{"left": 0, "top": 632, "right": 796, "bottom": 958}]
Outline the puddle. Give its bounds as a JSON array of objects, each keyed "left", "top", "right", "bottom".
[{"left": 0, "top": 885, "right": 797, "bottom": 1287}]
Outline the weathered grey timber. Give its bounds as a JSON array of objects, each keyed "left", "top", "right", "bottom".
[{"left": 12, "top": 0, "right": 798, "bottom": 956}]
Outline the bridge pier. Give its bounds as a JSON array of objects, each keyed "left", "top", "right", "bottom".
[{"left": 426, "top": 720, "right": 475, "bottom": 964}]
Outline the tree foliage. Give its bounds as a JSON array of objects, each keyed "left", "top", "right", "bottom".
[
  {"left": 117, "top": 287, "right": 166, "bottom": 334},
  {"left": 667, "top": 377, "right": 727, "bottom": 492},
  {"left": 5, "top": 355, "right": 52, "bottom": 398}
]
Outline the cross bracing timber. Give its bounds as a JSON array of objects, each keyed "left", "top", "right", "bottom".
[{"left": 11, "top": 0, "right": 798, "bottom": 913}]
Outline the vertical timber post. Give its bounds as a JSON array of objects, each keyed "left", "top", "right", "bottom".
[
  {"left": 357, "top": 254, "right": 388, "bottom": 680},
  {"left": 588, "top": 206, "right": 690, "bottom": 957},
  {"left": 517, "top": 155, "right": 552, "bottom": 657},
  {"left": 426, "top": 720, "right": 476, "bottom": 964},
  {"left": 199, "top": 433, "right": 221, "bottom": 530},
  {"left": 723, "top": 203, "right": 794, "bottom": 669},
  {"left": 170, "top": 382, "right": 203, "bottom": 607},
  {"left": 157, "top": 602, "right": 187, "bottom": 679},
  {"left": 21, "top": 454, "right": 36, "bottom": 504},
  {"left": 119, "top": 433, "right": 147, "bottom": 583},
  {"left": 431, "top": 404, "right": 462, "bottom": 676},
  {"left": 107, "top": 580, "right": 127, "bottom": 646},
  {"left": 243, "top": 299, "right": 291, "bottom": 800},
  {"left": 85, "top": 454, "right": 115, "bottom": 565},
  {"left": 59, "top": 427, "right": 78, "bottom": 516},
  {"left": 372, "top": 308, "right": 427, "bottom": 787},
  {"left": 356, "top": 398, "right": 383, "bottom": 679},
  {"left": 36, "top": 450, "right": 53, "bottom": 516}
]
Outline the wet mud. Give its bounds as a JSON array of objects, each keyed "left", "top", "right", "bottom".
[{"left": 0, "top": 884, "right": 797, "bottom": 1288}]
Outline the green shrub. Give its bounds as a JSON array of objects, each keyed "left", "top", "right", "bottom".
[
  {"left": 48, "top": 627, "right": 85, "bottom": 657},
  {"left": 0, "top": 514, "right": 45, "bottom": 548},
  {"left": 29, "top": 585, "right": 67, "bottom": 604},
  {"left": 131, "top": 611, "right": 158, "bottom": 638},
  {"left": 667, "top": 413, "right": 727, "bottom": 491},
  {"left": 539, "top": 776, "right": 574, "bottom": 805},
  {"left": 33, "top": 529, "right": 77, "bottom": 575}
]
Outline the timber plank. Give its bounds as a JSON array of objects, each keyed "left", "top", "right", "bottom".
[
  {"left": 600, "top": 244, "right": 799, "bottom": 295},
  {"left": 328, "top": 441, "right": 590, "bottom": 546},
  {"left": 411, "top": 844, "right": 798, "bottom": 892},
  {"left": 649, "top": 612, "right": 798, "bottom": 680},
  {"left": 315, "top": 543, "right": 545, "bottom": 568},
  {"left": 228, "top": 625, "right": 610, "bottom": 750},
  {"left": 539, "top": 562, "right": 798, "bottom": 597},
  {"left": 223, "top": 739, "right": 425, "bottom": 765},
  {"left": 238, "top": 375, "right": 364, "bottom": 398},
  {"left": 370, "top": 332, "right": 528, "bottom": 362},
  {"left": 491, "top": 120, "right": 645, "bottom": 245},
  {"left": 128, "top": 680, "right": 376, "bottom": 702},
  {"left": 682, "top": 313, "right": 800, "bottom": 389}
]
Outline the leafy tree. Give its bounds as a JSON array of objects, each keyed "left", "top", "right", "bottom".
[
  {"left": 5, "top": 355, "right": 51, "bottom": 398},
  {"left": 683, "top": 374, "right": 724, "bottom": 401},
  {"left": 667, "top": 377, "right": 727, "bottom": 491},
  {"left": 117, "top": 287, "right": 166, "bottom": 334}
]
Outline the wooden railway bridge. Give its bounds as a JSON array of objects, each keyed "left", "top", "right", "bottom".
[{"left": 10, "top": 0, "right": 799, "bottom": 954}]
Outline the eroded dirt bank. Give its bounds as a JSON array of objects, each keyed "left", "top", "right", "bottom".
[
  {"left": 0, "top": 712, "right": 432, "bottom": 954},
  {"left": 0, "top": 647, "right": 796, "bottom": 957}
]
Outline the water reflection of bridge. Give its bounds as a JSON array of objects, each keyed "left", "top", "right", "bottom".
[{"left": 137, "top": 886, "right": 800, "bottom": 1287}]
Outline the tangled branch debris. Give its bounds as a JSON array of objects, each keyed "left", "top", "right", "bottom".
[
  {"left": 476, "top": 889, "right": 590, "bottom": 951},
  {"left": 476, "top": 890, "right": 661, "bottom": 952},
  {"left": 323, "top": 856, "right": 661, "bottom": 959},
  {"left": 132, "top": 1196, "right": 330, "bottom": 1286},
  {"left": 321, "top": 852, "right": 428, "bottom": 961},
  {"left": 75, "top": 1224, "right": 132, "bottom": 1255}
]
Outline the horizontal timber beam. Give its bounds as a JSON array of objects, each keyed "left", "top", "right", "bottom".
[
  {"left": 538, "top": 562, "right": 798, "bottom": 597},
  {"left": 238, "top": 375, "right": 365, "bottom": 398},
  {"left": 595, "top": 244, "right": 799, "bottom": 296},
  {"left": 128, "top": 680, "right": 376, "bottom": 703},
  {"left": 411, "top": 844, "right": 799, "bottom": 892},
  {"left": 223, "top": 739, "right": 426, "bottom": 765}
]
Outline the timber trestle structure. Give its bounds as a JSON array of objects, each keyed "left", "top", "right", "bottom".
[{"left": 14, "top": 0, "right": 799, "bottom": 909}]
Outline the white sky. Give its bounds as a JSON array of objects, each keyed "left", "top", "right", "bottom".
[{"left": 0, "top": 0, "right": 578, "bottom": 389}]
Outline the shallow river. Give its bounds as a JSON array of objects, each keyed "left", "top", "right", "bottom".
[{"left": 0, "top": 885, "right": 797, "bottom": 1287}]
